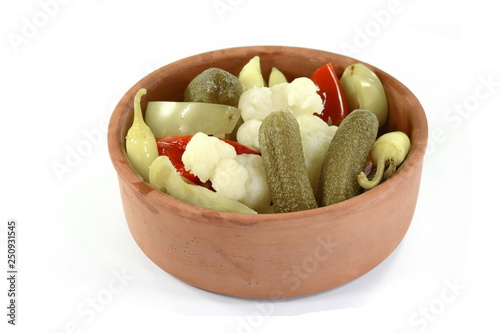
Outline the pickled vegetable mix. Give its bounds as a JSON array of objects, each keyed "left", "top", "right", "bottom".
[{"left": 124, "top": 55, "right": 411, "bottom": 214}]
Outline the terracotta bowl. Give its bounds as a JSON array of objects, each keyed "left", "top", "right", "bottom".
[{"left": 108, "top": 46, "right": 428, "bottom": 299}]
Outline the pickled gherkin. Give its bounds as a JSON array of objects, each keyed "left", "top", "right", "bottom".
[
  {"left": 184, "top": 68, "right": 242, "bottom": 107},
  {"left": 317, "top": 110, "right": 379, "bottom": 206},
  {"left": 259, "top": 111, "right": 318, "bottom": 213}
]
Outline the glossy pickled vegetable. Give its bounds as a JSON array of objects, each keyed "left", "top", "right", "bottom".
[
  {"left": 145, "top": 101, "right": 241, "bottom": 138},
  {"left": 340, "top": 64, "right": 388, "bottom": 128},
  {"left": 268, "top": 67, "right": 288, "bottom": 87},
  {"left": 125, "top": 88, "right": 159, "bottom": 182},
  {"left": 238, "top": 56, "right": 266, "bottom": 91},
  {"left": 149, "top": 156, "right": 257, "bottom": 214},
  {"left": 184, "top": 68, "right": 242, "bottom": 107},
  {"left": 317, "top": 110, "right": 379, "bottom": 206},
  {"left": 310, "top": 63, "right": 349, "bottom": 126},
  {"left": 358, "top": 131, "right": 411, "bottom": 190},
  {"left": 259, "top": 111, "right": 318, "bottom": 213}
]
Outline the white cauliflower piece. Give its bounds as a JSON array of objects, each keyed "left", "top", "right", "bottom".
[
  {"left": 269, "top": 83, "right": 288, "bottom": 112},
  {"left": 237, "top": 77, "right": 322, "bottom": 121},
  {"left": 286, "top": 77, "right": 324, "bottom": 117},
  {"left": 211, "top": 158, "right": 248, "bottom": 201},
  {"left": 238, "top": 87, "right": 275, "bottom": 121},
  {"left": 234, "top": 154, "right": 272, "bottom": 212},
  {"left": 181, "top": 132, "right": 271, "bottom": 212},
  {"left": 296, "top": 115, "right": 338, "bottom": 192},
  {"left": 236, "top": 118, "right": 262, "bottom": 152},
  {"left": 182, "top": 132, "right": 236, "bottom": 182},
  {"left": 236, "top": 77, "right": 324, "bottom": 152}
]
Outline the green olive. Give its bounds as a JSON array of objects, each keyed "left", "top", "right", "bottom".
[{"left": 184, "top": 68, "right": 242, "bottom": 107}]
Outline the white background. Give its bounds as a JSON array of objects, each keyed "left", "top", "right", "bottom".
[{"left": 1, "top": 0, "right": 499, "bottom": 332}]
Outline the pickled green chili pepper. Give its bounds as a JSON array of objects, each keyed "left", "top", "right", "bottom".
[
  {"left": 149, "top": 156, "right": 257, "bottom": 214},
  {"left": 125, "top": 88, "right": 159, "bottom": 182},
  {"left": 357, "top": 131, "right": 411, "bottom": 190},
  {"left": 145, "top": 101, "right": 241, "bottom": 138},
  {"left": 238, "top": 56, "right": 266, "bottom": 91},
  {"left": 268, "top": 67, "right": 288, "bottom": 87},
  {"left": 340, "top": 63, "right": 388, "bottom": 128}
]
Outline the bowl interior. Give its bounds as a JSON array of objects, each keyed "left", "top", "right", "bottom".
[{"left": 109, "top": 45, "right": 428, "bottom": 222}]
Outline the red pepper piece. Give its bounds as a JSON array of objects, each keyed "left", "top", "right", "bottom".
[
  {"left": 156, "top": 135, "right": 260, "bottom": 186},
  {"left": 157, "top": 136, "right": 199, "bottom": 183},
  {"left": 218, "top": 138, "right": 260, "bottom": 156},
  {"left": 310, "top": 63, "right": 350, "bottom": 126}
]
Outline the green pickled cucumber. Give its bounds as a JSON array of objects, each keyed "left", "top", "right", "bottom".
[
  {"left": 184, "top": 68, "right": 242, "bottom": 107},
  {"left": 259, "top": 111, "right": 318, "bottom": 213},
  {"left": 317, "top": 110, "right": 379, "bottom": 206}
]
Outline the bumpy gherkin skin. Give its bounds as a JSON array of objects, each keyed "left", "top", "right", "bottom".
[
  {"left": 259, "top": 111, "right": 318, "bottom": 213},
  {"left": 184, "top": 68, "right": 242, "bottom": 107},
  {"left": 318, "top": 110, "right": 379, "bottom": 206}
]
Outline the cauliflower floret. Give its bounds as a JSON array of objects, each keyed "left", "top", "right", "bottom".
[
  {"left": 211, "top": 158, "right": 248, "bottom": 201},
  {"left": 236, "top": 118, "right": 262, "bottom": 152},
  {"left": 236, "top": 77, "right": 324, "bottom": 152},
  {"left": 181, "top": 132, "right": 271, "bottom": 212},
  {"left": 234, "top": 154, "right": 272, "bottom": 212},
  {"left": 238, "top": 86, "right": 275, "bottom": 121},
  {"left": 208, "top": 155, "right": 272, "bottom": 211},
  {"left": 182, "top": 132, "right": 236, "bottom": 182},
  {"left": 237, "top": 77, "right": 322, "bottom": 121},
  {"left": 286, "top": 77, "right": 324, "bottom": 117},
  {"left": 296, "top": 115, "right": 338, "bottom": 192},
  {"left": 269, "top": 83, "right": 288, "bottom": 112}
]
